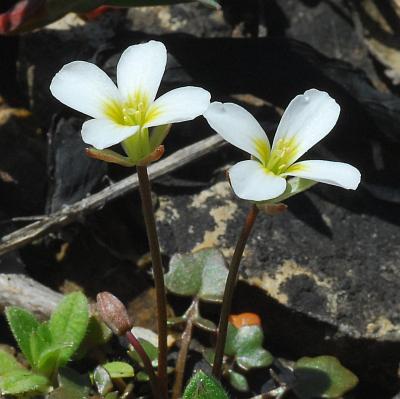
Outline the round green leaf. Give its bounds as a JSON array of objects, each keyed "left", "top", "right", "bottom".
[
  {"left": 236, "top": 348, "right": 273, "bottom": 371},
  {"left": 103, "top": 361, "right": 134, "bottom": 379},
  {"left": 165, "top": 248, "right": 228, "bottom": 302},
  {"left": 294, "top": 356, "right": 359, "bottom": 399},
  {"left": 234, "top": 326, "right": 264, "bottom": 353},
  {"left": 228, "top": 370, "right": 249, "bottom": 392}
]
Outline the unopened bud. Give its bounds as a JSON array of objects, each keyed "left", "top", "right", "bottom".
[{"left": 96, "top": 292, "right": 131, "bottom": 336}]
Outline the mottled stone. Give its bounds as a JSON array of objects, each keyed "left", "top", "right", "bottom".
[{"left": 156, "top": 179, "right": 400, "bottom": 342}]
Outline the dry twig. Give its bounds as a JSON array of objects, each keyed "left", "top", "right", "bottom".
[{"left": 0, "top": 135, "right": 225, "bottom": 257}]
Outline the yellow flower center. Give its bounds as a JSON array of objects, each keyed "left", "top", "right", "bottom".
[
  {"left": 102, "top": 92, "right": 163, "bottom": 162},
  {"left": 103, "top": 92, "right": 161, "bottom": 127},
  {"left": 255, "top": 137, "right": 300, "bottom": 176}
]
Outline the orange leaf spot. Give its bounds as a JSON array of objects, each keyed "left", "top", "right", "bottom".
[{"left": 229, "top": 313, "right": 261, "bottom": 328}]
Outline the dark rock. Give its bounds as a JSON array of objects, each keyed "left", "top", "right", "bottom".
[
  {"left": 156, "top": 178, "right": 400, "bottom": 343},
  {"left": 46, "top": 116, "right": 107, "bottom": 213}
]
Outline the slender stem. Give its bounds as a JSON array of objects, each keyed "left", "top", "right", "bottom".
[
  {"left": 126, "top": 331, "right": 160, "bottom": 399},
  {"left": 212, "top": 204, "right": 259, "bottom": 379},
  {"left": 172, "top": 299, "right": 199, "bottom": 399},
  {"left": 137, "top": 165, "right": 168, "bottom": 399}
]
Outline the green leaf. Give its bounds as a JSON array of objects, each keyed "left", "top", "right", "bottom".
[
  {"left": 165, "top": 248, "right": 228, "bottom": 302},
  {"left": 0, "top": 370, "right": 49, "bottom": 395},
  {"left": 183, "top": 370, "right": 229, "bottom": 399},
  {"left": 48, "top": 292, "right": 89, "bottom": 366},
  {"left": 76, "top": 316, "right": 113, "bottom": 359},
  {"left": 29, "top": 323, "right": 53, "bottom": 370},
  {"left": 0, "top": 350, "right": 25, "bottom": 375},
  {"left": 5, "top": 307, "right": 40, "bottom": 366},
  {"left": 202, "top": 349, "right": 215, "bottom": 367},
  {"left": 129, "top": 338, "right": 158, "bottom": 367},
  {"left": 293, "top": 356, "right": 359, "bottom": 399},
  {"left": 37, "top": 344, "right": 70, "bottom": 377},
  {"left": 236, "top": 348, "right": 273, "bottom": 371},
  {"left": 103, "top": 362, "right": 135, "bottom": 379},
  {"left": 224, "top": 323, "right": 238, "bottom": 357},
  {"left": 224, "top": 324, "right": 273, "bottom": 371},
  {"left": 228, "top": 370, "right": 249, "bottom": 392},
  {"left": 136, "top": 371, "right": 150, "bottom": 382},
  {"left": 56, "top": 367, "right": 90, "bottom": 399},
  {"left": 105, "top": 392, "right": 119, "bottom": 399}
]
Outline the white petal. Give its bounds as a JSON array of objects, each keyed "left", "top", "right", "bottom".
[
  {"left": 272, "top": 89, "right": 340, "bottom": 164},
  {"left": 204, "top": 102, "right": 270, "bottom": 162},
  {"left": 144, "top": 86, "right": 210, "bottom": 128},
  {"left": 117, "top": 41, "right": 167, "bottom": 103},
  {"left": 82, "top": 119, "right": 139, "bottom": 150},
  {"left": 283, "top": 160, "right": 361, "bottom": 189},
  {"left": 50, "top": 61, "right": 121, "bottom": 119},
  {"left": 229, "top": 160, "right": 287, "bottom": 201}
]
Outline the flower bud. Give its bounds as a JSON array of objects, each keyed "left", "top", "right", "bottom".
[{"left": 96, "top": 292, "right": 131, "bottom": 336}]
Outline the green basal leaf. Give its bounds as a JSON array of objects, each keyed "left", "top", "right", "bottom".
[
  {"left": 37, "top": 344, "right": 70, "bottom": 377},
  {"left": 224, "top": 323, "right": 238, "bottom": 357},
  {"left": 227, "top": 370, "right": 249, "bottom": 392},
  {"left": 136, "top": 370, "right": 149, "bottom": 382},
  {"left": 48, "top": 292, "right": 89, "bottom": 366},
  {"left": 103, "top": 361, "right": 135, "bottom": 379},
  {"left": 202, "top": 349, "right": 215, "bottom": 367},
  {"left": 234, "top": 325, "right": 264, "bottom": 354},
  {"left": 105, "top": 392, "right": 120, "bottom": 399},
  {"left": 165, "top": 248, "right": 228, "bottom": 302},
  {"left": 0, "top": 350, "right": 25, "bottom": 375},
  {"left": 57, "top": 367, "right": 91, "bottom": 399},
  {"left": 236, "top": 348, "right": 273, "bottom": 371},
  {"left": 93, "top": 366, "right": 113, "bottom": 396},
  {"left": 0, "top": 370, "right": 49, "bottom": 395},
  {"left": 183, "top": 370, "right": 229, "bottom": 399},
  {"left": 5, "top": 307, "right": 40, "bottom": 366},
  {"left": 76, "top": 316, "right": 113, "bottom": 359},
  {"left": 129, "top": 338, "right": 158, "bottom": 367},
  {"left": 224, "top": 324, "right": 273, "bottom": 371},
  {"left": 293, "top": 356, "right": 359, "bottom": 399},
  {"left": 30, "top": 323, "right": 53, "bottom": 371},
  {"left": 49, "top": 387, "right": 89, "bottom": 399}
]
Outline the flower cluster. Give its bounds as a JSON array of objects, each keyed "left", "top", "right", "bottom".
[{"left": 50, "top": 40, "right": 360, "bottom": 201}]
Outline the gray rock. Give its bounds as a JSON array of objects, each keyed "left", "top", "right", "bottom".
[{"left": 156, "top": 178, "right": 400, "bottom": 342}]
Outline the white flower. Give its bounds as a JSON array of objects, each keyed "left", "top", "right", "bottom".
[
  {"left": 204, "top": 89, "right": 361, "bottom": 201},
  {"left": 50, "top": 40, "right": 211, "bottom": 161}
]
